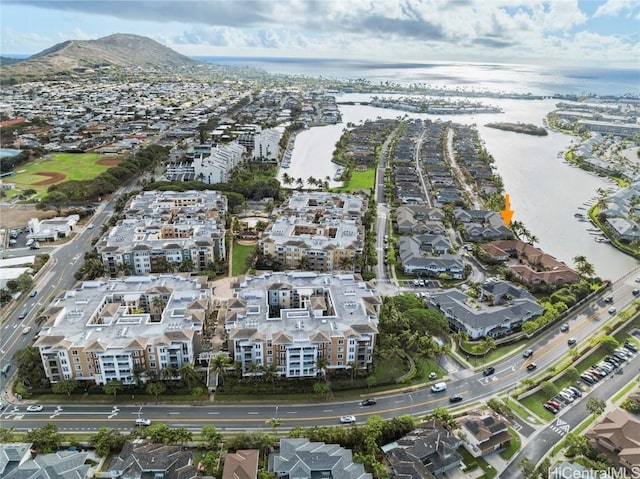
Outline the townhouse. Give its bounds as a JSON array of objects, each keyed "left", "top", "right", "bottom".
[
  {"left": 33, "top": 274, "right": 211, "bottom": 385},
  {"left": 221, "top": 271, "right": 381, "bottom": 378},
  {"left": 96, "top": 190, "right": 227, "bottom": 276}
]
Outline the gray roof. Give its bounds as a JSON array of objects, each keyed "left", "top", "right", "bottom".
[
  {"left": 269, "top": 438, "right": 371, "bottom": 479},
  {"left": 0, "top": 443, "right": 90, "bottom": 479}
]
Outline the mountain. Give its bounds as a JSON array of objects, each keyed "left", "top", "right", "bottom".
[
  {"left": 0, "top": 56, "right": 24, "bottom": 66},
  {"left": 1, "top": 34, "right": 197, "bottom": 82}
]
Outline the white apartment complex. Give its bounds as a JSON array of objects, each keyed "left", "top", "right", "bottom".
[
  {"left": 96, "top": 190, "right": 227, "bottom": 276},
  {"left": 34, "top": 274, "right": 211, "bottom": 385},
  {"left": 222, "top": 271, "right": 380, "bottom": 378},
  {"left": 194, "top": 141, "right": 245, "bottom": 184},
  {"left": 260, "top": 192, "right": 366, "bottom": 272}
]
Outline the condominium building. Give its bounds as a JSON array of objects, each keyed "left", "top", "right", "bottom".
[
  {"left": 96, "top": 190, "right": 227, "bottom": 276},
  {"left": 222, "top": 271, "right": 380, "bottom": 378},
  {"left": 33, "top": 274, "right": 211, "bottom": 385},
  {"left": 193, "top": 141, "right": 245, "bottom": 184},
  {"left": 260, "top": 192, "right": 366, "bottom": 272}
]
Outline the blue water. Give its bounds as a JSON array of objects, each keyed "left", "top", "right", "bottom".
[{"left": 194, "top": 56, "right": 639, "bottom": 97}]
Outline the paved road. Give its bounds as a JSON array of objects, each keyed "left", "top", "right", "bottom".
[{"left": 499, "top": 349, "right": 640, "bottom": 479}]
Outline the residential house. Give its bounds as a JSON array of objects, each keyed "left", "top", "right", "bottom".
[
  {"left": 586, "top": 408, "right": 640, "bottom": 473},
  {"left": 27, "top": 215, "right": 80, "bottom": 242},
  {"left": 399, "top": 236, "right": 464, "bottom": 279},
  {"left": 269, "top": 438, "right": 371, "bottom": 479},
  {"left": 453, "top": 209, "right": 513, "bottom": 242},
  {"left": 480, "top": 240, "right": 581, "bottom": 286},
  {"left": 429, "top": 280, "right": 543, "bottom": 339},
  {"left": 222, "top": 450, "right": 259, "bottom": 479},
  {"left": 385, "top": 422, "right": 462, "bottom": 479},
  {"left": 0, "top": 443, "right": 92, "bottom": 479},
  {"left": 456, "top": 409, "right": 513, "bottom": 457},
  {"left": 103, "top": 439, "right": 203, "bottom": 479}
]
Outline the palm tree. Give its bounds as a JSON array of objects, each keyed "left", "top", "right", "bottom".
[
  {"left": 179, "top": 363, "right": 200, "bottom": 388},
  {"left": 211, "top": 353, "right": 232, "bottom": 380},
  {"left": 261, "top": 363, "right": 280, "bottom": 392},
  {"left": 316, "top": 355, "right": 329, "bottom": 380},
  {"left": 161, "top": 365, "right": 179, "bottom": 382},
  {"left": 347, "top": 360, "right": 360, "bottom": 385},
  {"left": 265, "top": 417, "right": 284, "bottom": 432},
  {"left": 151, "top": 296, "right": 165, "bottom": 321},
  {"left": 572, "top": 255, "right": 595, "bottom": 278}
]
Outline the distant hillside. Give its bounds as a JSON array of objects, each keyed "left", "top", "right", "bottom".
[
  {"left": 0, "top": 56, "right": 24, "bottom": 66},
  {"left": 1, "top": 33, "right": 198, "bottom": 83}
]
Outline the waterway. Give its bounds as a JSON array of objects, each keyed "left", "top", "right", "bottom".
[{"left": 283, "top": 94, "right": 639, "bottom": 280}]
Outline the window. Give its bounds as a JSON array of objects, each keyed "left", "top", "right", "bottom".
[
  {"left": 71, "top": 350, "right": 78, "bottom": 356},
  {"left": 75, "top": 365, "right": 82, "bottom": 371}
]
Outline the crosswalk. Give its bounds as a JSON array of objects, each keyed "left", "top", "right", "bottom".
[{"left": 548, "top": 417, "right": 571, "bottom": 436}]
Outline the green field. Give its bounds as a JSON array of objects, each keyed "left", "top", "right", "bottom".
[
  {"left": 9, "top": 152, "right": 114, "bottom": 197},
  {"left": 338, "top": 167, "right": 376, "bottom": 192},
  {"left": 232, "top": 241, "right": 255, "bottom": 276}
]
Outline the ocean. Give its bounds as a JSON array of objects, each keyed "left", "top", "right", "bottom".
[{"left": 193, "top": 56, "right": 639, "bottom": 97}]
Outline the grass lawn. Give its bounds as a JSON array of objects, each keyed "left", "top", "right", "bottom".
[
  {"left": 10, "top": 152, "right": 115, "bottom": 196},
  {"left": 338, "top": 168, "right": 376, "bottom": 192},
  {"left": 232, "top": 242, "right": 255, "bottom": 276},
  {"left": 499, "top": 427, "right": 521, "bottom": 460}
]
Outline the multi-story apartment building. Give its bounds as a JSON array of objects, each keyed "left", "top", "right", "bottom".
[
  {"left": 33, "top": 274, "right": 211, "bottom": 385},
  {"left": 193, "top": 141, "right": 245, "bottom": 184},
  {"left": 222, "top": 271, "right": 381, "bottom": 378},
  {"left": 96, "top": 190, "right": 227, "bottom": 276},
  {"left": 259, "top": 192, "right": 366, "bottom": 272}
]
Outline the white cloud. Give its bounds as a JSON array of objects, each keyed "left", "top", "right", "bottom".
[{"left": 594, "top": 0, "right": 637, "bottom": 18}]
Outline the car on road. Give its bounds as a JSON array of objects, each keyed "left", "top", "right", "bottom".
[
  {"left": 361, "top": 398, "right": 376, "bottom": 406},
  {"left": 608, "top": 307, "right": 617, "bottom": 314},
  {"left": 135, "top": 418, "right": 151, "bottom": 426},
  {"left": 449, "top": 394, "right": 463, "bottom": 403},
  {"left": 567, "top": 337, "right": 577, "bottom": 346},
  {"left": 17, "top": 312, "right": 26, "bottom": 320},
  {"left": 26, "top": 405, "right": 43, "bottom": 412},
  {"left": 340, "top": 415, "right": 356, "bottom": 424},
  {"left": 604, "top": 295, "right": 614, "bottom": 303},
  {"left": 560, "top": 323, "right": 570, "bottom": 333},
  {"left": 483, "top": 366, "right": 495, "bottom": 376},
  {"left": 87, "top": 223, "right": 94, "bottom": 229},
  {"left": 522, "top": 349, "right": 533, "bottom": 358},
  {"left": 29, "top": 290, "right": 37, "bottom": 297},
  {"left": 633, "top": 289, "right": 640, "bottom": 296},
  {"left": 526, "top": 363, "right": 538, "bottom": 371},
  {"left": 22, "top": 326, "right": 31, "bottom": 335},
  {"left": 636, "top": 277, "right": 640, "bottom": 283}
]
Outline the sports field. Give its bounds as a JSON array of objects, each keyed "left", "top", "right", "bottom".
[{"left": 8, "top": 153, "right": 121, "bottom": 196}]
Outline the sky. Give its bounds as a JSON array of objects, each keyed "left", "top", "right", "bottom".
[{"left": 1, "top": 0, "right": 639, "bottom": 68}]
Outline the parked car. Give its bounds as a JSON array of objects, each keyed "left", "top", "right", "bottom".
[
  {"left": 483, "top": 367, "right": 495, "bottom": 376},
  {"left": 624, "top": 341, "right": 638, "bottom": 352},
  {"left": 543, "top": 403, "right": 558, "bottom": 414},
  {"left": 135, "top": 418, "right": 151, "bottom": 426},
  {"left": 546, "top": 399, "right": 561, "bottom": 409},
  {"left": 560, "top": 323, "right": 570, "bottom": 333},
  {"left": 522, "top": 349, "right": 533, "bottom": 358},
  {"left": 361, "top": 398, "right": 376, "bottom": 406},
  {"left": 340, "top": 415, "right": 356, "bottom": 424},
  {"left": 567, "top": 337, "right": 577, "bottom": 346},
  {"left": 568, "top": 386, "right": 583, "bottom": 397},
  {"left": 26, "top": 405, "right": 43, "bottom": 412},
  {"left": 580, "top": 374, "right": 595, "bottom": 385},
  {"left": 428, "top": 372, "right": 438, "bottom": 380},
  {"left": 526, "top": 363, "right": 537, "bottom": 371},
  {"left": 449, "top": 395, "right": 463, "bottom": 403}
]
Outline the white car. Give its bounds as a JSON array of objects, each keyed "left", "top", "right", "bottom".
[
  {"left": 135, "top": 418, "right": 151, "bottom": 426},
  {"left": 608, "top": 307, "right": 617, "bottom": 314},
  {"left": 26, "top": 405, "right": 43, "bottom": 412},
  {"left": 22, "top": 326, "right": 32, "bottom": 335},
  {"left": 340, "top": 415, "right": 356, "bottom": 424}
]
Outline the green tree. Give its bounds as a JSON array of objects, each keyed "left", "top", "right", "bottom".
[
  {"left": 565, "top": 367, "right": 579, "bottom": 382},
  {"left": 52, "top": 379, "right": 78, "bottom": 398},
  {"left": 586, "top": 397, "right": 606, "bottom": 417},
  {"left": 146, "top": 381, "right": 166, "bottom": 402},
  {"left": 564, "top": 432, "right": 590, "bottom": 457},
  {"left": 199, "top": 451, "right": 221, "bottom": 476},
  {"left": 426, "top": 407, "right": 457, "bottom": 430},
  {"left": 572, "top": 255, "right": 595, "bottom": 278},
  {"left": 91, "top": 427, "right": 127, "bottom": 457},
  {"left": 26, "top": 424, "right": 62, "bottom": 453},
  {"left": 103, "top": 380, "right": 125, "bottom": 399},
  {"left": 265, "top": 417, "right": 284, "bottom": 432},
  {"left": 519, "top": 457, "right": 537, "bottom": 478},
  {"left": 13, "top": 347, "right": 49, "bottom": 389},
  {"left": 541, "top": 381, "right": 556, "bottom": 398},
  {"left": 621, "top": 398, "right": 640, "bottom": 414},
  {"left": 0, "top": 426, "right": 15, "bottom": 442},
  {"left": 599, "top": 336, "right": 619, "bottom": 353},
  {"left": 201, "top": 425, "right": 223, "bottom": 449}
]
